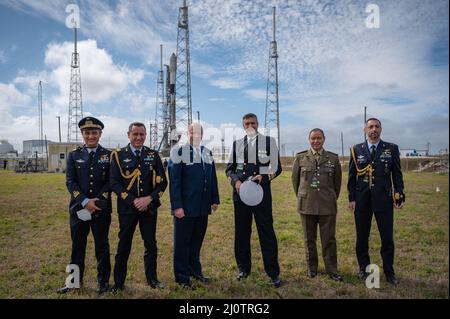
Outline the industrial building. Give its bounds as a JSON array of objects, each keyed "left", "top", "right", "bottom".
[
  {"left": 47, "top": 142, "right": 83, "bottom": 172},
  {"left": 0, "top": 140, "right": 18, "bottom": 170},
  {"left": 22, "top": 139, "right": 51, "bottom": 158}
]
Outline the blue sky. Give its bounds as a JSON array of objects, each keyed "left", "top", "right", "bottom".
[{"left": 0, "top": 0, "right": 448, "bottom": 155}]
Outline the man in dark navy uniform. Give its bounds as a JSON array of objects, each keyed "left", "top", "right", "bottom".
[
  {"left": 226, "top": 113, "right": 283, "bottom": 288},
  {"left": 168, "top": 123, "right": 220, "bottom": 289},
  {"left": 58, "top": 116, "right": 112, "bottom": 294},
  {"left": 110, "top": 122, "right": 167, "bottom": 293},
  {"left": 348, "top": 118, "right": 405, "bottom": 285}
]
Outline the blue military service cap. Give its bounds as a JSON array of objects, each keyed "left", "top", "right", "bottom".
[{"left": 78, "top": 116, "right": 104, "bottom": 130}]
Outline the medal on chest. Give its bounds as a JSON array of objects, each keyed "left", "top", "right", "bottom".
[{"left": 310, "top": 173, "right": 319, "bottom": 188}]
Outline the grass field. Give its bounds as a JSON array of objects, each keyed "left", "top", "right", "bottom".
[{"left": 0, "top": 170, "right": 448, "bottom": 299}]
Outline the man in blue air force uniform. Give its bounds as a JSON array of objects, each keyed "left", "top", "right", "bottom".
[
  {"left": 168, "top": 123, "right": 220, "bottom": 288},
  {"left": 58, "top": 116, "right": 112, "bottom": 294},
  {"left": 348, "top": 117, "right": 405, "bottom": 285}
]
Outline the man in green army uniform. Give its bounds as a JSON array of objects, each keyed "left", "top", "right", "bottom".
[{"left": 291, "top": 128, "right": 343, "bottom": 281}]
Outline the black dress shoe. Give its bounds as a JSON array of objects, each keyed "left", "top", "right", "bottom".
[
  {"left": 328, "top": 273, "right": 343, "bottom": 282},
  {"left": 96, "top": 283, "right": 110, "bottom": 294},
  {"left": 177, "top": 281, "right": 195, "bottom": 290},
  {"left": 110, "top": 285, "right": 124, "bottom": 294},
  {"left": 271, "top": 277, "right": 282, "bottom": 288},
  {"left": 386, "top": 274, "right": 399, "bottom": 285},
  {"left": 307, "top": 270, "right": 317, "bottom": 278},
  {"left": 358, "top": 270, "right": 370, "bottom": 280},
  {"left": 148, "top": 279, "right": 165, "bottom": 289},
  {"left": 192, "top": 274, "right": 211, "bottom": 283},
  {"left": 237, "top": 271, "right": 249, "bottom": 281},
  {"left": 57, "top": 286, "right": 75, "bottom": 294}
]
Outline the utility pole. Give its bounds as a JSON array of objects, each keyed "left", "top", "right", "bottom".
[
  {"left": 363, "top": 106, "right": 367, "bottom": 141},
  {"left": 221, "top": 137, "right": 225, "bottom": 162},
  {"left": 38, "top": 81, "right": 43, "bottom": 156},
  {"left": 56, "top": 116, "right": 62, "bottom": 143},
  {"left": 44, "top": 134, "right": 48, "bottom": 170}
]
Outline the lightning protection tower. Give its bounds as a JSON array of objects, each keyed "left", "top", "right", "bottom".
[
  {"left": 67, "top": 24, "right": 83, "bottom": 143},
  {"left": 264, "top": 7, "right": 280, "bottom": 147},
  {"left": 155, "top": 44, "right": 166, "bottom": 149},
  {"left": 175, "top": 0, "right": 193, "bottom": 137}
]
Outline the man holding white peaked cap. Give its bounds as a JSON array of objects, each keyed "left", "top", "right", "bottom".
[{"left": 225, "top": 113, "right": 283, "bottom": 288}]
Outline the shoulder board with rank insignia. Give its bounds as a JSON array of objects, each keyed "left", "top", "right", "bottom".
[
  {"left": 296, "top": 150, "right": 307, "bottom": 156},
  {"left": 327, "top": 151, "right": 338, "bottom": 156}
]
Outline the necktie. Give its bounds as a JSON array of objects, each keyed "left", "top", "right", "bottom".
[
  {"left": 135, "top": 149, "right": 141, "bottom": 160},
  {"left": 370, "top": 145, "right": 376, "bottom": 160},
  {"left": 314, "top": 152, "right": 320, "bottom": 162},
  {"left": 89, "top": 151, "right": 95, "bottom": 165},
  {"left": 196, "top": 148, "right": 204, "bottom": 168}
]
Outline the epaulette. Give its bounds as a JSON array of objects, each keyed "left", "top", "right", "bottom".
[
  {"left": 73, "top": 146, "right": 83, "bottom": 152},
  {"left": 327, "top": 151, "right": 338, "bottom": 156},
  {"left": 296, "top": 150, "right": 307, "bottom": 156},
  {"left": 382, "top": 141, "right": 396, "bottom": 148}
]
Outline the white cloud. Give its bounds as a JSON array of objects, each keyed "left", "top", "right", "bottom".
[
  {"left": 0, "top": 39, "right": 153, "bottom": 151},
  {"left": 244, "top": 89, "right": 266, "bottom": 100},
  {"left": 1, "top": 0, "right": 448, "bottom": 153},
  {"left": 0, "top": 83, "right": 30, "bottom": 121},
  {"left": 209, "top": 77, "right": 247, "bottom": 89},
  {"left": 45, "top": 39, "right": 144, "bottom": 106}
]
